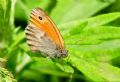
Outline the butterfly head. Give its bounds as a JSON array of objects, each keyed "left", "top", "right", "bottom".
[{"left": 55, "top": 48, "right": 68, "bottom": 58}]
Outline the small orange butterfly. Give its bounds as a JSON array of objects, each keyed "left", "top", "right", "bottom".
[{"left": 25, "top": 8, "right": 68, "bottom": 58}]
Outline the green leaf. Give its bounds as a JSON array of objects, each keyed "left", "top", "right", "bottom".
[
  {"left": 87, "top": 12, "right": 120, "bottom": 27},
  {"left": 50, "top": 0, "right": 115, "bottom": 24},
  {"left": 29, "top": 57, "right": 72, "bottom": 77},
  {"left": 69, "top": 56, "right": 120, "bottom": 81},
  {"left": 0, "top": 0, "right": 15, "bottom": 48},
  {"left": 66, "top": 26, "right": 120, "bottom": 44},
  {"left": 58, "top": 12, "right": 120, "bottom": 32},
  {"left": 53, "top": 58, "right": 74, "bottom": 74},
  {"left": 56, "top": 11, "right": 120, "bottom": 81},
  {"left": 68, "top": 39, "right": 120, "bottom": 62}
]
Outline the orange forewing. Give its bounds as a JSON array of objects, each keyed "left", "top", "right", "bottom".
[{"left": 29, "top": 8, "right": 64, "bottom": 49}]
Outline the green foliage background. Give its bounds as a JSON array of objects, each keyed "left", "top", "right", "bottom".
[{"left": 1, "top": 0, "right": 120, "bottom": 82}]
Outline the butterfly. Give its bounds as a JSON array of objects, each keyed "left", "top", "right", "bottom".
[{"left": 25, "top": 8, "right": 68, "bottom": 58}]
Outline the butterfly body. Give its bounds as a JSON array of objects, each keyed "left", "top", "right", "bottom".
[{"left": 25, "top": 8, "right": 68, "bottom": 58}]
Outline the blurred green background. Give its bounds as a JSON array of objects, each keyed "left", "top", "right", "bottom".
[{"left": 1, "top": 0, "right": 120, "bottom": 82}]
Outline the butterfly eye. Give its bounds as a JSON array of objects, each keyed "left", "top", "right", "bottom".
[{"left": 39, "top": 16, "right": 42, "bottom": 20}]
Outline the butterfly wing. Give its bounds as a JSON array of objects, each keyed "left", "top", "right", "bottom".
[
  {"left": 25, "top": 8, "right": 68, "bottom": 58},
  {"left": 25, "top": 24, "right": 60, "bottom": 58},
  {"left": 29, "top": 8, "right": 64, "bottom": 49}
]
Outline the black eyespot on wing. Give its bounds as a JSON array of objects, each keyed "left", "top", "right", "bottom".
[{"left": 39, "top": 16, "right": 42, "bottom": 20}]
